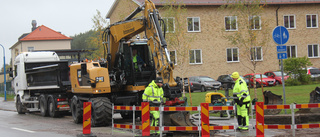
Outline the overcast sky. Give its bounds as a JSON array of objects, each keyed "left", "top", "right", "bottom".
[{"left": 0, "top": 0, "right": 115, "bottom": 68}]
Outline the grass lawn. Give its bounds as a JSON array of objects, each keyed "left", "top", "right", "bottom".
[
  {"left": 0, "top": 94, "right": 15, "bottom": 101},
  {"left": 184, "top": 83, "right": 320, "bottom": 107}
]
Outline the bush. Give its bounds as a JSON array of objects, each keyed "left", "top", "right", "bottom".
[{"left": 285, "top": 77, "right": 301, "bottom": 86}]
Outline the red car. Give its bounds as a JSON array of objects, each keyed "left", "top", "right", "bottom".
[
  {"left": 264, "top": 71, "right": 289, "bottom": 85},
  {"left": 243, "top": 73, "right": 276, "bottom": 88}
]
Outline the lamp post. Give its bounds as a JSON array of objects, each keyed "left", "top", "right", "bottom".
[{"left": 0, "top": 44, "right": 6, "bottom": 101}]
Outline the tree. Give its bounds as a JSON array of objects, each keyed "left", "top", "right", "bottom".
[
  {"left": 71, "top": 30, "right": 95, "bottom": 50},
  {"left": 1, "top": 64, "right": 11, "bottom": 73},
  {"left": 220, "top": 0, "right": 272, "bottom": 99},
  {"left": 87, "top": 10, "right": 107, "bottom": 60},
  {"left": 283, "top": 56, "right": 312, "bottom": 85},
  {"left": 160, "top": 0, "right": 194, "bottom": 97}
]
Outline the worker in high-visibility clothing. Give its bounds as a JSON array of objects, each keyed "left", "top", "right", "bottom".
[
  {"left": 132, "top": 49, "right": 146, "bottom": 72},
  {"left": 142, "top": 77, "right": 164, "bottom": 135},
  {"left": 231, "top": 72, "right": 251, "bottom": 132}
]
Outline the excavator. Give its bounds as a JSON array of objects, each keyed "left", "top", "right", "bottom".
[{"left": 69, "top": 0, "right": 193, "bottom": 127}]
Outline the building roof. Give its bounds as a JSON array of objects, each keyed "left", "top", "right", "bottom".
[
  {"left": 135, "top": 0, "right": 320, "bottom": 5},
  {"left": 19, "top": 25, "right": 72, "bottom": 41}
]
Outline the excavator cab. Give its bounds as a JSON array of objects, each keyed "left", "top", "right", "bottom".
[{"left": 114, "top": 39, "right": 156, "bottom": 86}]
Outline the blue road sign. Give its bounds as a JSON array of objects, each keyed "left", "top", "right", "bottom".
[
  {"left": 277, "top": 52, "right": 287, "bottom": 59},
  {"left": 277, "top": 45, "right": 287, "bottom": 52},
  {"left": 273, "top": 26, "right": 289, "bottom": 45}
]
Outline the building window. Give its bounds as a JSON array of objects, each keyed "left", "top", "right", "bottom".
[
  {"left": 189, "top": 49, "right": 202, "bottom": 64},
  {"left": 250, "top": 47, "right": 263, "bottom": 61},
  {"left": 28, "top": 47, "right": 34, "bottom": 52},
  {"left": 225, "top": 16, "right": 237, "bottom": 31},
  {"left": 306, "top": 14, "right": 318, "bottom": 28},
  {"left": 226, "top": 48, "right": 239, "bottom": 62},
  {"left": 169, "top": 50, "right": 177, "bottom": 65},
  {"left": 187, "top": 17, "right": 200, "bottom": 32},
  {"left": 163, "top": 17, "right": 175, "bottom": 33},
  {"left": 287, "top": 45, "right": 297, "bottom": 58},
  {"left": 249, "top": 16, "right": 261, "bottom": 30},
  {"left": 284, "top": 15, "right": 295, "bottom": 29},
  {"left": 308, "top": 44, "right": 319, "bottom": 58}
]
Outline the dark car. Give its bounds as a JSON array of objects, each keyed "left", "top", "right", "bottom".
[
  {"left": 217, "top": 74, "right": 249, "bottom": 89},
  {"left": 264, "top": 71, "right": 289, "bottom": 85},
  {"left": 184, "top": 77, "right": 195, "bottom": 92},
  {"left": 185, "top": 76, "right": 221, "bottom": 92}
]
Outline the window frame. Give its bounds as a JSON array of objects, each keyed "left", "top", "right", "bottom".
[
  {"left": 286, "top": 45, "right": 297, "bottom": 58},
  {"left": 163, "top": 17, "right": 175, "bottom": 33},
  {"left": 308, "top": 44, "right": 319, "bottom": 58},
  {"left": 189, "top": 49, "right": 202, "bottom": 64},
  {"left": 306, "top": 14, "right": 318, "bottom": 28},
  {"left": 187, "top": 17, "right": 201, "bottom": 32},
  {"left": 169, "top": 50, "right": 177, "bottom": 65},
  {"left": 283, "top": 15, "right": 296, "bottom": 29},
  {"left": 28, "top": 47, "right": 34, "bottom": 52},
  {"left": 226, "top": 47, "right": 239, "bottom": 62},
  {"left": 225, "top": 16, "right": 238, "bottom": 31},
  {"left": 249, "top": 15, "right": 261, "bottom": 30},
  {"left": 250, "top": 46, "right": 263, "bottom": 61}
]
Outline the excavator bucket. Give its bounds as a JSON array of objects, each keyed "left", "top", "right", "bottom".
[
  {"left": 309, "top": 87, "right": 320, "bottom": 103},
  {"left": 162, "top": 111, "right": 195, "bottom": 126},
  {"left": 263, "top": 90, "right": 283, "bottom": 115}
]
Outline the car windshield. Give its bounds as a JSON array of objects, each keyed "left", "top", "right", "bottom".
[
  {"left": 273, "top": 71, "right": 287, "bottom": 76},
  {"left": 255, "top": 74, "right": 268, "bottom": 78},
  {"left": 200, "top": 77, "right": 215, "bottom": 82}
]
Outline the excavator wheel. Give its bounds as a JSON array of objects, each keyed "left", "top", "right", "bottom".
[
  {"left": 91, "top": 97, "right": 112, "bottom": 127},
  {"left": 71, "top": 96, "right": 83, "bottom": 124}
]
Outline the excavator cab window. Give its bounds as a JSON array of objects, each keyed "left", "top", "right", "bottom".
[{"left": 121, "top": 41, "right": 156, "bottom": 86}]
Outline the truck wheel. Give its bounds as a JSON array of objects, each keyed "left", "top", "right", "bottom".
[
  {"left": 48, "top": 96, "right": 59, "bottom": 117},
  {"left": 39, "top": 95, "right": 48, "bottom": 117},
  {"left": 71, "top": 96, "right": 83, "bottom": 124},
  {"left": 16, "top": 96, "right": 26, "bottom": 114},
  {"left": 91, "top": 97, "right": 112, "bottom": 127}
]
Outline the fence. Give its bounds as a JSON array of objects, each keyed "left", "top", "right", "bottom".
[
  {"left": 112, "top": 102, "right": 236, "bottom": 137},
  {"left": 256, "top": 102, "right": 320, "bottom": 137}
]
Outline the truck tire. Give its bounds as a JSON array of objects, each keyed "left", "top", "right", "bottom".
[
  {"left": 16, "top": 96, "right": 26, "bottom": 114},
  {"left": 39, "top": 95, "right": 48, "bottom": 117},
  {"left": 71, "top": 96, "right": 83, "bottom": 124},
  {"left": 91, "top": 97, "right": 112, "bottom": 127},
  {"left": 48, "top": 95, "right": 60, "bottom": 117}
]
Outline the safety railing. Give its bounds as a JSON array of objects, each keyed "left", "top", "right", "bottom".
[
  {"left": 112, "top": 102, "right": 236, "bottom": 137},
  {"left": 255, "top": 102, "right": 320, "bottom": 137}
]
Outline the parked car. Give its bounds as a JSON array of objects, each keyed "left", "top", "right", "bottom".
[
  {"left": 307, "top": 67, "right": 320, "bottom": 80},
  {"left": 243, "top": 73, "right": 276, "bottom": 88},
  {"left": 184, "top": 77, "right": 195, "bottom": 92},
  {"left": 264, "top": 71, "right": 289, "bottom": 85},
  {"left": 186, "top": 76, "right": 221, "bottom": 92},
  {"left": 217, "top": 74, "right": 249, "bottom": 89}
]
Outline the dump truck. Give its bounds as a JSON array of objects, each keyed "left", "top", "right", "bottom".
[
  {"left": 12, "top": 51, "right": 72, "bottom": 117},
  {"left": 69, "top": 0, "right": 193, "bottom": 127}
]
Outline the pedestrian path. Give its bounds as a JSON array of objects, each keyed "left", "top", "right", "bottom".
[{"left": 0, "top": 97, "right": 16, "bottom": 112}]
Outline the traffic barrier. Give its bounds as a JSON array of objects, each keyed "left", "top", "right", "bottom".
[
  {"left": 112, "top": 103, "right": 236, "bottom": 137},
  {"left": 257, "top": 102, "right": 320, "bottom": 137},
  {"left": 255, "top": 102, "right": 264, "bottom": 137},
  {"left": 77, "top": 102, "right": 96, "bottom": 137}
]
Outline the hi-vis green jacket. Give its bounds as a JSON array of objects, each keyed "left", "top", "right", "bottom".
[
  {"left": 233, "top": 78, "right": 251, "bottom": 103},
  {"left": 142, "top": 80, "right": 164, "bottom": 103}
]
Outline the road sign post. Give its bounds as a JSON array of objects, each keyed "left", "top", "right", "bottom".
[{"left": 273, "top": 26, "right": 289, "bottom": 114}]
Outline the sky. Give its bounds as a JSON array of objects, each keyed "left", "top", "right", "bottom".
[{"left": 0, "top": 0, "right": 115, "bottom": 68}]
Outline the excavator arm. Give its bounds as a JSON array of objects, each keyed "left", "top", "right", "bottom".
[{"left": 103, "top": 0, "right": 179, "bottom": 95}]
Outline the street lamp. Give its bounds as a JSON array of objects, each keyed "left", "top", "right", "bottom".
[{"left": 0, "top": 44, "right": 6, "bottom": 101}]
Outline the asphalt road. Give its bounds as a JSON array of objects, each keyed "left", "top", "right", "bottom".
[{"left": 0, "top": 97, "right": 304, "bottom": 137}]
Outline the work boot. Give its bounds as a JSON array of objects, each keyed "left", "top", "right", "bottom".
[
  {"left": 240, "top": 128, "right": 249, "bottom": 132},
  {"left": 236, "top": 127, "right": 241, "bottom": 132}
]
